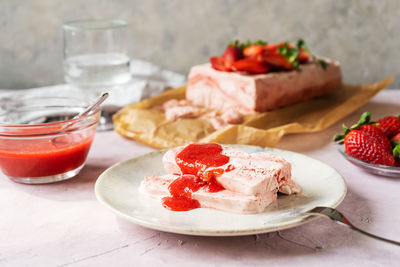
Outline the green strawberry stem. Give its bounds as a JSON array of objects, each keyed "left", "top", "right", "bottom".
[
  {"left": 228, "top": 40, "right": 267, "bottom": 50},
  {"left": 333, "top": 112, "right": 375, "bottom": 143},
  {"left": 393, "top": 144, "right": 400, "bottom": 158},
  {"left": 351, "top": 111, "right": 373, "bottom": 129}
]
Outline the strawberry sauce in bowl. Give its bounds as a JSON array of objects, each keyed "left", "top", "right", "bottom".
[{"left": 0, "top": 96, "right": 101, "bottom": 184}]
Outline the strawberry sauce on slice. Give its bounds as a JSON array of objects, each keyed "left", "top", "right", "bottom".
[
  {"left": 175, "top": 143, "right": 230, "bottom": 177},
  {"left": 167, "top": 174, "right": 206, "bottom": 198},
  {"left": 162, "top": 143, "right": 230, "bottom": 211},
  {"left": 162, "top": 175, "right": 203, "bottom": 211},
  {"left": 204, "top": 178, "right": 225, "bottom": 193}
]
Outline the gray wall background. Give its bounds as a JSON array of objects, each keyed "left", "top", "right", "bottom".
[{"left": 1, "top": 0, "right": 400, "bottom": 89}]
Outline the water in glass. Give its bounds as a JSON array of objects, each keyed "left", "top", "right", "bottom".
[{"left": 64, "top": 52, "right": 131, "bottom": 87}]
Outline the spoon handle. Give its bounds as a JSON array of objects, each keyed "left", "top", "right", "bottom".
[
  {"left": 74, "top": 92, "right": 109, "bottom": 119},
  {"left": 307, "top": 206, "right": 400, "bottom": 246}
]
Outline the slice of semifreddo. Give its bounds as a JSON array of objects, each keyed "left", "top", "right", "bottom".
[
  {"left": 249, "top": 152, "right": 301, "bottom": 195},
  {"left": 162, "top": 144, "right": 300, "bottom": 196},
  {"left": 140, "top": 174, "right": 277, "bottom": 214}
]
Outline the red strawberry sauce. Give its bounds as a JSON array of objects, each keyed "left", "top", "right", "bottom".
[
  {"left": 0, "top": 137, "right": 93, "bottom": 178},
  {"left": 162, "top": 143, "right": 230, "bottom": 211}
]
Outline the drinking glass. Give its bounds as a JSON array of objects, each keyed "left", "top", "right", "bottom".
[{"left": 62, "top": 19, "right": 131, "bottom": 130}]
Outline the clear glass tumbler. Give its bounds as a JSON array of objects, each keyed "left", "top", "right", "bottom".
[{"left": 62, "top": 19, "right": 131, "bottom": 90}]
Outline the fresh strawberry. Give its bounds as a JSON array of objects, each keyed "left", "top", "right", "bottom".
[
  {"left": 377, "top": 115, "right": 400, "bottom": 138},
  {"left": 211, "top": 39, "right": 318, "bottom": 73},
  {"left": 334, "top": 112, "right": 394, "bottom": 166},
  {"left": 210, "top": 56, "right": 231, "bottom": 72},
  {"left": 395, "top": 158, "right": 400, "bottom": 167},
  {"left": 279, "top": 42, "right": 295, "bottom": 49},
  {"left": 344, "top": 127, "right": 395, "bottom": 166},
  {"left": 391, "top": 132, "right": 400, "bottom": 143},
  {"left": 263, "top": 43, "right": 278, "bottom": 52},
  {"left": 259, "top": 51, "right": 293, "bottom": 70},
  {"left": 357, "top": 124, "right": 392, "bottom": 153},
  {"left": 298, "top": 48, "right": 310, "bottom": 63},
  {"left": 223, "top": 45, "right": 242, "bottom": 63},
  {"left": 392, "top": 133, "right": 400, "bottom": 167},
  {"left": 231, "top": 58, "right": 269, "bottom": 74},
  {"left": 243, "top": 45, "right": 264, "bottom": 58}
]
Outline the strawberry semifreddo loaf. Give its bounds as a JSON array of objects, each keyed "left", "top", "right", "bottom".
[
  {"left": 186, "top": 61, "right": 341, "bottom": 113},
  {"left": 186, "top": 39, "right": 342, "bottom": 113},
  {"left": 140, "top": 143, "right": 301, "bottom": 214}
]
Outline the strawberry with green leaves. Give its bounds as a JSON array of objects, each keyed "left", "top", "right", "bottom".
[
  {"left": 210, "top": 39, "right": 325, "bottom": 74},
  {"left": 260, "top": 51, "right": 294, "bottom": 70},
  {"left": 231, "top": 58, "right": 269, "bottom": 74},
  {"left": 223, "top": 45, "right": 243, "bottom": 63},
  {"left": 392, "top": 132, "right": 400, "bottom": 143},
  {"left": 334, "top": 112, "right": 395, "bottom": 166},
  {"left": 343, "top": 124, "right": 394, "bottom": 166},
  {"left": 392, "top": 133, "right": 400, "bottom": 167},
  {"left": 377, "top": 115, "right": 400, "bottom": 138},
  {"left": 243, "top": 45, "right": 265, "bottom": 58},
  {"left": 209, "top": 56, "right": 231, "bottom": 72}
]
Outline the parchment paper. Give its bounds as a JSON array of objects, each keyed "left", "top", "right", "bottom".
[{"left": 113, "top": 76, "right": 394, "bottom": 149}]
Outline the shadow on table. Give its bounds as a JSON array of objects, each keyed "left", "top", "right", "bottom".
[
  {"left": 277, "top": 102, "right": 400, "bottom": 153},
  {"left": 114, "top": 185, "right": 376, "bottom": 259},
  {"left": 6, "top": 162, "right": 110, "bottom": 201}
]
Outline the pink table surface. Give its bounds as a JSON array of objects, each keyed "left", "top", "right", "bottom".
[{"left": 1, "top": 89, "right": 399, "bottom": 266}]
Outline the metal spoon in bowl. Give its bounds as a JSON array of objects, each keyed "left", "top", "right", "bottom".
[
  {"left": 51, "top": 93, "right": 109, "bottom": 145},
  {"left": 7, "top": 93, "right": 109, "bottom": 125},
  {"left": 60, "top": 92, "right": 109, "bottom": 131},
  {"left": 307, "top": 206, "right": 400, "bottom": 246},
  {"left": 73, "top": 92, "right": 109, "bottom": 120}
]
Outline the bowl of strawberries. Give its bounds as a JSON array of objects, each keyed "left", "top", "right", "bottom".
[{"left": 334, "top": 112, "right": 400, "bottom": 177}]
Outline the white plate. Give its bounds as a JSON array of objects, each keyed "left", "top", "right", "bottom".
[{"left": 95, "top": 145, "right": 347, "bottom": 236}]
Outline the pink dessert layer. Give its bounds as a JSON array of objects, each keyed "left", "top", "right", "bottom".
[
  {"left": 140, "top": 174, "right": 277, "bottom": 214},
  {"left": 161, "top": 99, "right": 244, "bottom": 130},
  {"left": 162, "top": 145, "right": 300, "bottom": 195},
  {"left": 186, "top": 60, "right": 342, "bottom": 113}
]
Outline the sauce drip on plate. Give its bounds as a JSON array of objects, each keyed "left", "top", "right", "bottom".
[{"left": 162, "top": 143, "right": 230, "bottom": 211}]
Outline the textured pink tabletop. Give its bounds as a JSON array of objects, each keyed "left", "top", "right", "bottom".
[{"left": 1, "top": 90, "right": 399, "bottom": 266}]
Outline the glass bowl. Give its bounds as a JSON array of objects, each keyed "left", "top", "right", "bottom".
[
  {"left": 337, "top": 145, "right": 400, "bottom": 178},
  {"left": 0, "top": 96, "right": 101, "bottom": 184}
]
